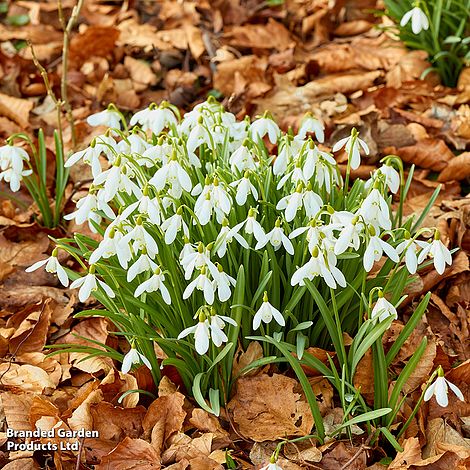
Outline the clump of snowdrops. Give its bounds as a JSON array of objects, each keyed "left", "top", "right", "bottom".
[
  {"left": 384, "top": 0, "right": 470, "bottom": 87},
  {"left": 27, "top": 98, "right": 462, "bottom": 446}
]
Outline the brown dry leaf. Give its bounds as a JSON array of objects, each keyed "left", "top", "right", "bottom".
[
  {"left": 100, "top": 368, "right": 140, "bottom": 408},
  {"left": 385, "top": 139, "right": 454, "bottom": 172},
  {"left": 29, "top": 395, "right": 60, "bottom": 428},
  {"left": 189, "top": 409, "right": 230, "bottom": 445},
  {"left": 124, "top": 56, "right": 158, "bottom": 88},
  {"left": 8, "top": 299, "right": 52, "bottom": 355},
  {"left": 186, "top": 456, "right": 222, "bottom": 470},
  {"left": 0, "top": 363, "right": 55, "bottom": 393},
  {"left": 227, "top": 373, "right": 314, "bottom": 441},
  {"left": 353, "top": 348, "right": 375, "bottom": 403},
  {"left": 320, "top": 442, "right": 367, "bottom": 469},
  {"left": 67, "top": 388, "right": 103, "bottom": 432},
  {"left": 162, "top": 432, "right": 213, "bottom": 465},
  {"left": 284, "top": 440, "right": 322, "bottom": 463},
  {"left": 403, "top": 339, "right": 436, "bottom": 393},
  {"left": 96, "top": 437, "right": 161, "bottom": 469},
  {"left": 389, "top": 437, "right": 422, "bottom": 469},
  {"left": 300, "top": 347, "right": 335, "bottom": 377},
  {"left": 90, "top": 402, "right": 146, "bottom": 441},
  {"left": 423, "top": 418, "right": 470, "bottom": 459},
  {"left": 232, "top": 340, "right": 263, "bottom": 378},
  {"left": 0, "top": 92, "right": 33, "bottom": 128},
  {"left": 142, "top": 392, "right": 186, "bottom": 455},
  {"left": 2, "top": 459, "right": 39, "bottom": 470},
  {"left": 1, "top": 392, "right": 34, "bottom": 430},
  {"left": 183, "top": 24, "right": 205, "bottom": 60},
  {"left": 69, "top": 26, "right": 120, "bottom": 67},
  {"left": 224, "top": 19, "right": 294, "bottom": 51},
  {"left": 438, "top": 152, "right": 470, "bottom": 182}
]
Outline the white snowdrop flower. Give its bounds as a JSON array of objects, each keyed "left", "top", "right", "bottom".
[
  {"left": 120, "top": 192, "right": 162, "bottom": 226},
  {"left": 256, "top": 219, "right": 294, "bottom": 255},
  {"left": 230, "top": 172, "right": 259, "bottom": 206},
  {"left": 117, "top": 133, "right": 149, "bottom": 155},
  {"left": 400, "top": 6, "right": 429, "bottom": 35},
  {"left": 303, "top": 185, "right": 323, "bottom": 218},
  {"left": 87, "top": 108, "right": 121, "bottom": 129},
  {"left": 396, "top": 233, "right": 420, "bottom": 274},
  {"left": 291, "top": 246, "right": 346, "bottom": 289},
  {"left": 277, "top": 163, "right": 307, "bottom": 190},
  {"left": 178, "top": 319, "right": 211, "bottom": 355},
  {"left": 334, "top": 213, "right": 364, "bottom": 255},
  {"left": 0, "top": 145, "right": 32, "bottom": 192},
  {"left": 302, "top": 143, "right": 334, "bottom": 180},
  {"left": 273, "top": 142, "right": 291, "bottom": 176},
  {"left": 181, "top": 243, "right": 219, "bottom": 281},
  {"left": 250, "top": 115, "right": 280, "bottom": 144},
  {"left": 332, "top": 128, "right": 369, "bottom": 170},
  {"left": 161, "top": 208, "right": 189, "bottom": 245},
  {"left": 296, "top": 113, "right": 325, "bottom": 143},
  {"left": 69, "top": 267, "right": 115, "bottom": 303},
  {"left": 209, "top": 312, "right": 237, "bottom": 348},
  {"left": 134, "top": 267, "right": 171, "bottom": 304},
  {"left": 179, "top": 238, "right": 195, "bottom": 264},
  {"left": 261, "top": 463, "right": 283, "bottom": 470},
  {"left": 371, "top": 291, "right": 397, "bottom": 323},
  {"left": 149, "top": 154, "right": 192, "bottom": 198},
  {"left": 63, "top": 192, "right": 115, "bottom": 232},
  {"left": 363, "top": 228, "right": 399, "bottom": 272},
  {"left": 140, "top": 138, "right": 172, "bottom": 167},
  {"left": 253, "top": 292, "right": 285, "bottom": 330},
  {"left": 377, "top": 164, "right": 400, "bottom": 194},
  {"left": 424, "top": 367, "right": 464, "bottom": 408},
  {"left": 214, "top": 219, "right": 249, "bottom": 258},
  {"left": 121, "top": 348, "right": 152, "bottom": 374},
  {"left": 290, "top": 220, "right": 335, "bottom": 253},
  {"left": 229, "top": 143, "right": 256, "bottom": 173},
  {"left": 89, "top": 228, "right": 131, "bottom": 269},
  {"left": 276, "top": 186, "right": 305, "bottom": 222},
  {"left": 416, "top": 232, "right": 452, "bottom": 275},
  {"left": 187, "top": 118, "right": 212, "bottom": 153},
  {"left": 213, "top": 264, "right": 236, "bottom": 302},
  {"left": 121, "top": 220, "right": 159, "bottom": 259},
  {"left": 240, "top": 208, "right": 266, "bottom": 243},
  {"left": 26, "top": 249, "right": 69, "bottom": 287},
  {"left": 130, "top": 104, "right": 178, "bottom": 134},
  {"left": 127, "top": 251, "right": 158, "bottom": 282},
  {"left": 359, "top": 188, "right": 392, "bottom": 231},
  {"left": 183, "top": 267, "right": 215, "bottom": 304},
  {"left": 194, "top": 177, "right": 231, "bottom": 225}
]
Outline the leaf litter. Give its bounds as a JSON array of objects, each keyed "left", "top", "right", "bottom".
[{"left": 0, "top": 0, "right": 470, "bottom": 468}]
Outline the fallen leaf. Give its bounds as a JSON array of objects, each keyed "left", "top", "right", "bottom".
[
  {"left": 0, "top": 92, "right": 33, "bottom": 128},
  {"left": 227, "top": 373, "right": 314, "bottom": 441},
  {"left": 438, "top": 152, "right": 470, "bottom": 182}
]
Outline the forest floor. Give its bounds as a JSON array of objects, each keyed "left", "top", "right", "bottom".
[{"left": 0, "top": 1, "right": 469, "bottom": 469}]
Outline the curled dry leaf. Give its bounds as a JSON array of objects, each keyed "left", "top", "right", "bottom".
[
  {"left": 161, "top": 433, "right": 214, "bottom": 465},
  {"left": 0, "top": 92, "right": 34, "bottom": 128},
  {"left": 2, "top": 459, "right": 39, "bottom": 470},
  {"left": 227, "top": 373, "right": 314, "bottom": 441},
  {"left": 403, "top": 339, "right": 436, "bottom": 394},
  {"left": 232, "top": 340, "right": 263, "bottom": 378},
  {"left": 389, "top": 437, "right": 422, "bottom": 469},
  {"left": 438, "top": 152, "right": 470, "bottom": 182},
  {"left": 0, "top": 363, "right": 55, "bottom": 393},
  {"left": 1, "top": 392, "right": 34, "bottom": 430},
  {"left": 96, "top": 437, "right": 160, "bottom": 470}
]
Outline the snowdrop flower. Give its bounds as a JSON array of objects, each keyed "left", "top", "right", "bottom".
[
  {"left": 371, "top": 291, "right": 397, "bottom": 323},
  {"left": 416, "top": 232, "right": 452, "bottom": 275},
  {"left": 160, "top": 207, "right": 189, "bottom": 244},
  {"left": 121, "top": 348, "right": 152, "bottom": 374},
  {"left": 181, "top": 242, "right": 219, "bottom": 281},
  {"left": 256, "top": 219, "right": 294, "bottom": 255},
  {"left": 0, "top": 144, "right": 32, "bottom": 192},
  {"left": 334, "top": 213, "right": 364, "bottom": 255},
  {"left": 277, "top": 161, "right": 308, "bottom": 190},
  {"left": 149, "top": 154, "right": 192, "bottom": 198},
  {"left": 250, "top": 114, "right": 280, "bottom": 144},
  {"left": 396, "top": 233, "right": 420, "bottom": 274},
  {"left": 117, "top": 133, "right": 149, "bottom": 156},
  {"left": 187, "top": 117, "right": 212, "bottom": 153},
  {"left": 253, "top": 292, "right": 285, "bottom": 330},
  {"left": 209, "top": 312, "right": 237, "bottom": 347},
  {"left": 194, "top": 178, "right": 231, "bottom": 225},
  {"left": 363, "top": 227, "right": 399, "bottom": 272},
  {"left": 213, "top": 264, "right": 236, "bottom": 302},
  {"left": 178, "top": 318, "right": 211, "bottom": 355},
  {"left": 127, "top": 250, "right": 158, "bottom": 282},
  {"left": 229, "top": 143, "right": 256, "bottom": 173},
  {"left": 291, "top": 246, "right": 346, "bottom": 289},
  {"left": 261, "top": 457, "right": 283, "bottom": 470},
  {"left": 130, "top": 104, "right": 178, "bottom": 134},
  {"left": 276, "top": 183, "right": 323, "bottom": 222},
  {"left": 121, "top": 219, "right": 159, "bottom": 259},
  {"left": 140, "top": 138, "right": 172, "bottom": 167},
  {"left": 183, "top": 266, "right": 215, "bottom": 304},
  {"left": 424, "top": 367, "right": 464, "bottom": 408},
  {"left": 0, "top": 166, "right": 32, "bottom": 192},
  {"left": 230, "top": 172, "right": 258, "bottom": 205},
  {"left": 359, "top": 187, "right": 392, "bottom": 231},
  {"left": 241, "top": 208, "right": 266, "bottom": 243},
  {"left": 332, "top": 128, "right": 369, "bottom": 170},
  {"left": 120, "top": 190, "right": 162, "bottom": 225},
  {"left": 214, "top": 219, "right": 249, "bottom": 257},
  {"left": 134, "top": 267, "right": 171, "bottom": 304},
  {"left": 400, "top": 6, "right": 429, "bottom": 35},
  {"left": 296, "top": 113, "right": 325, "bottom": 143},
  {"left": 26, "top": 249, "right": 69, "bottom": 287},
  {"left": 87, "top": 108, "right": 121, "bottom": 129},
  {"left": 377, "top": 164, "right": 400, "bottom": 194},
  {"left": 89, "top": 228, "right": 131, "bottom": 268},
  {"left": 70, "top": 267, "right": 115, "bottom": 303}
]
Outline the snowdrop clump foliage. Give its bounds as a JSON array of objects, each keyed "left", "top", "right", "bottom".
[{"left": 34, "top": 99, "right": 455, "bottom": 438}]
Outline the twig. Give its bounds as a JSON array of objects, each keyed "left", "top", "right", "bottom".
[
  {"left": 75, "top": 436, "right": 85, "bottom": 470},
  {"left": 58, "top": 0, "right": 84, "bottom": 150},
  {"left": 340, "top": 439, "right": 372, "bottom": 470}
]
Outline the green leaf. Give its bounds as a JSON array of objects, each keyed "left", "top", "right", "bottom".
[{"left": 6, "top": 14, "right": 29, "bottom": 26}]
